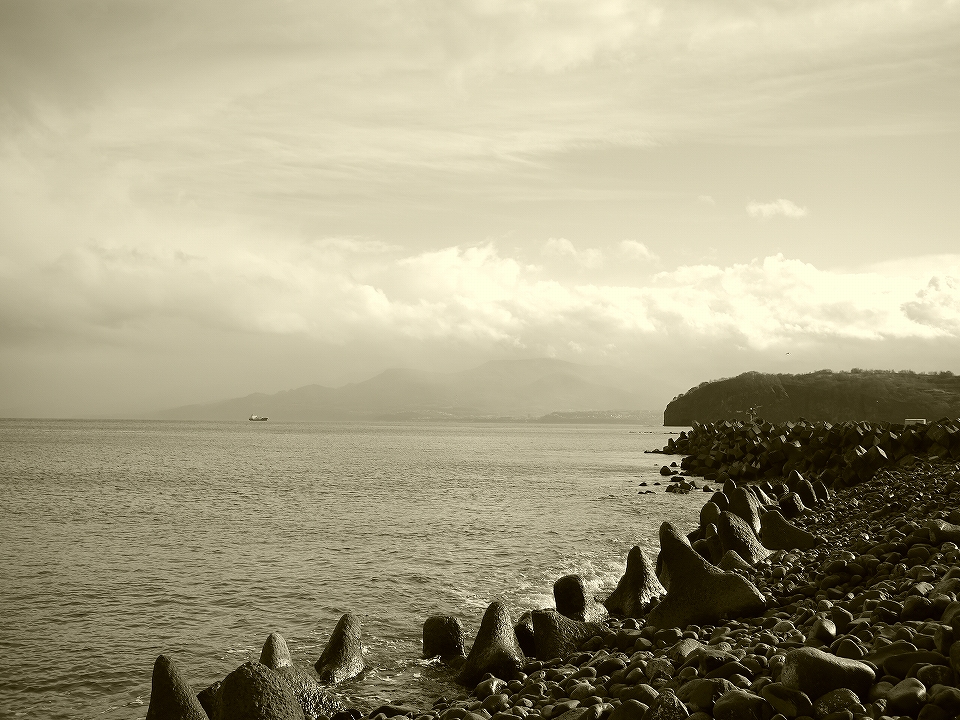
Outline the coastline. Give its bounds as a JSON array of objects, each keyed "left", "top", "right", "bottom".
[{"left": 148, "top": 416, "right": 960, "bottom": 720}]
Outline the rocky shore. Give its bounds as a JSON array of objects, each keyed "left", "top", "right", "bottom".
[{"left": 147, "top": 417, "right": 960, "bottom": 720}]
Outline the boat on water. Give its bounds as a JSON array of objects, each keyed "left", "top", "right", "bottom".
[{"left": 248, "top": 414, "right": 268, "bottom": 421}]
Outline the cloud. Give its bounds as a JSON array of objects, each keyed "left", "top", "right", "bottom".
[
  {"left": 619, "top": 240, "right": 657, "bottom": 261},
  {"left": 746, "top": 199, "right": 809, "bottom": 219},
  {"left": 902, "top": 276, "right": 960, "bottom": 334},
  {"left": 541, "top": 237, "right": 604, "bottom": 268},
  {"left": 697, "top": 195, "right": 716, "bottom": 205}
]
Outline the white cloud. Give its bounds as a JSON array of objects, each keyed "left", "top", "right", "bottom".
[
  {"left": 746, "top": 199, "right": 809, "bottom": 219},
  {"left": 697, "top": 195, "right": 716, "bottom": 205},
  {"left": 619, "top": 240, "right": 657, "bottom": 261},
  {"left": 542, "top": 237, "right": 604, "bottom": 268}
]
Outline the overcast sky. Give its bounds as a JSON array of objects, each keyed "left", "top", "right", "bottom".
[{"left": 1, "top": 0, "right": 959, "bottom": 417}]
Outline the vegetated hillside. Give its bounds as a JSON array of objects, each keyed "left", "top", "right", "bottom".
[
  {"left": 155, "top": 357, "right": 656, "bottom": 421},
  {"left": 663, "top": 369, "right": 960, "bottom": 426}
]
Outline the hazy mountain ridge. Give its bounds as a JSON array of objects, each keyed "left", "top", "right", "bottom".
[
  {"left": 154, "top": 358, "right": 658, "bottom": 421},
  {"left": 663, "top": 369, "right": 960, "bottom": 425}
]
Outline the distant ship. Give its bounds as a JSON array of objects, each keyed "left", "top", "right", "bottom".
[{"left": 249, "top": 414, "right": 268, "bottom": 421}]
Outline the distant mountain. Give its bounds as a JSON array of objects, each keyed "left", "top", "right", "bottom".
[
  {"left": 663, "top": 369, "right": 960, "bottom": 426},
  {"left": 154, "top": 358, "right": 657, "bottom": 421}
]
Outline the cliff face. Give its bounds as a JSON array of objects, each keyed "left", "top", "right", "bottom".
[{"left": 663, "top": 369, "right": 960, "bottom": 426}]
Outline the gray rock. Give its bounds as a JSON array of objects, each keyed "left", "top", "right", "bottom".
[
  {"left": 314, "top": 613, "right": 365, "bottom": 684},
  {"left": 146, "top": 654, "right": 207, "bottom": 720},
  {"left": 513, "top": 610, "right": 536, "bottom": 657},
  {"left": 759, "top": 509, "right": 819, "bottom": 550},
  {"left": 603, "top": 546, "right": 666, "bottom": 618},
  {"left": 886, "top": 677, "right": 927, "bottom": 715},
  {"left": 647, "top": 522, "right": 766, "bottom": 630},
  {"left": 717, "top": 550, "right": 753, "bottom": 572},
  {"left": 645, "top": 688, "right": 688, "bottom": 719},
  {"left": 675, "top": 678, "right": 735, "bottom": 713},
  {"left": 216, "top": 661, "right": 302, "bottom": 720},
  {"left": 780, "top": 647, "right": 875, "bottom": 700},
  {"left": 458, "top": 601, "right": 525, "bottom": 685},
  {"left": 778, "top": 492, "right": 806, "bottom": 519},
  {"left": 423, "top": 615, "right": 466, "bottom": 659},
  {"left": 760, "top": 682, "right": 812, "bottom": 718},
  {"left": 259, "top": 632, "right": 293, "bottom": 669},
  {"left": 531, "top": 608, "right": 604, "bottom": 661}
]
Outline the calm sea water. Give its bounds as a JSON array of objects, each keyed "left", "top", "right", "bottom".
[{"left": 0, "top": 420, "right": 699, "bottom": 720}]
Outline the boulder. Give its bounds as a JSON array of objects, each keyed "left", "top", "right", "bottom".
[
  {"left": 146, "top": 654, "right": 207, "bottom": 720},
  {"left": 759, "top": 509, "right": 819, "bottom": 550},
  {"left": 314, "top": 614, "right": 365, "bottom": 684},
  {"left": 928, "top": 519, "right": 960, "bottom": 545},
  {"left": 216, "top": 661, "right": 302, "bottom": 720},
  {"left": 712, "top": 689, "right": 769, "bottom": 720},
  {"left": 644, "top": 688, "right": 688, "bottom": 719},
  {"left": 647, "top": 522, "right": 766, "bottom": 630},
  {"left": 716, "top": 511, "right": 770, "bottom": 565},
  {"left": 699, "top": 501, "right": 721, "bottom": 529},
  {"left": 259, "top": 633, "right": 293, "bottom": 669},
  {"left": 780, "top": 647, "right": 875, "bottom": 700},
  {"left": 727, "top": 487, "right": 763, "bottom": 535},
  {"left": 531, "top": 608, "right": 605, "bottom": 660},
  {"left": 603, "top": 546, "right": 666, "bottom": 617},
  {"left": 795, "top": 478, "right": 818, "bottom": 508},
  {"left": 554, "top": 574, "right": 607, "bottom": 622},
  {"left": 458, "top": 601, "right": 525, "bottom": 685},
  {"left": 423, "top": 615, "right": 466, "bottom": 659},
  {"left": 197, "top": 681, "right": 222, "bottom": 719},
  {"left": 717, "top": 550, "right": 753, "bottom": 572}
]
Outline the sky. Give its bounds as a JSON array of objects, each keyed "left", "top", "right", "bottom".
[{"left": 1, "top": 0, "right": 959, "bottom": 417}]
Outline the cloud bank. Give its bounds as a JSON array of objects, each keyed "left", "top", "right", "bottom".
[{"left": 747, "top": 199, "right": 809, "bottom": 219}]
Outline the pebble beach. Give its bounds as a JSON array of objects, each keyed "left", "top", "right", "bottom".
[{"left": 147, "top": 417, "right": 960, "bottom": 720}]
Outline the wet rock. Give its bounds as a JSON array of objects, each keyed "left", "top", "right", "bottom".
[
  {"left": 780, "top": 647, "right": 875, "bottom": 700},
  {"left": 607, "top": 699, "right": 648, "bottom": 720},
  {"left": 423, "top": 615, "right": 466, "bottom": 660},
  {"left": 458, "top": 601, "right": 525, "bottom": 686},
  {"left": 259, "top": 633, "right": 293, "bottom": 669},
  {"left": 603, "top": 546, "right": 666, "bottom": 618},
  {"left": 759, "top": 509, "right": 819, "bottom": 550},
  {"left": 531, "top": 608, "right": 605, "bottom": 661},
  {"left": 717, "top": 511, "right": 770, "bottom": 565},
  {"left": 812, "top": 688, "right": 863, "bottom": 718},
  {"left": 676, "top": 678, "right": 736, "bottom": 714},
  {"left": 146, "top": 654, "right": 207, "bottom": 720},
  {"left": 315, "top": 613, "right": 365, "bottom": 684},
  {"left": 217, "top": 661, "right": 302, "bottom": 720},
  {"left": 760, "top": 682, "right": 813, "bottom": 717},
  {"left": 648, "top": 522, "right": 766, "bottom": 630}
]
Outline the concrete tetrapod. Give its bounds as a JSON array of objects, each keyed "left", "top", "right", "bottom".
[
  {"left": 216, "top": 662, "right": 302, "bottom": 720},
  {"left": 530, "top": 608, "right": 606, "bottom": 661},
  {"left": 314, "top": 613, "right": 365, "bottom": 684},
  {"left": 423, "top": 615, "right": 466, "bottom": 660},
  {"left": 145, "top": 654, "right": 207, "bottom": 720},
  {"left": 759, "top": 509, "right": 819, "bottom": 550},
  {"left": 716, "top": 511, "right": 771, "bottom": 566},
  {"left": 458, "top": 601, "right": 526, "bottom": 686},
  {"left": 259, "top": 632, "right": 293, "bottom": 669},
  {"left": 648, "top": 522, "right": 766, "bottom": 630},
  {"left": 553, "top": 574, "right": 607, "bottom": 622},
  {"left": 603, "top": 545, "right": 665, "bottom": 618}
]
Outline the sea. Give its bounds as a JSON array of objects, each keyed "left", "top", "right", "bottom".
[{"left": 0, "top": 419, "right": 700, "bottom": 720}]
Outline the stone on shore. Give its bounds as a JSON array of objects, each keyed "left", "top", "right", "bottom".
[
  {"left": 603, "top": 545, "right": 666, "bottom": 617},
  {"left": 513, "top": 611, "right": 536, "bottom": 657},
  {"left": 423, "top": 615, "right": 466, "bottom": 660},
  {"left": 780, "top": 646, "right": 875, "bottom": 700},
  {"left": 146, "top": 654, "right": 207, "bottom": 720},
  {"left": 554, "top": 574, "right": 607, "bottom": 622},
  {"left": 216, "top": 661, "right": 302, "bottom": 720},
  {"left": 458, "top": 601, "right": 525, "bottom": 686},
  {"left": 648, "top": 522, "right": 766, "bottom": 630},
  {"left": 273, "top": 665, "right": 345, "bottom": 717},
  {"left": 259, "top": 632, "right": 293, "bottom": 669},
  {"left": 778, "top": 492, "right": 806, "bottom": 519},
  {"left": 314, "top": 614, "right": 365, "bottom": 684},
  {"left": 759, "top": 509, "right": 819, "bottom": 550},
  {"left": 531, "top": 608, "right": 605, "bottom": 660}
]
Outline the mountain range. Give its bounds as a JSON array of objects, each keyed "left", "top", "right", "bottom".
[{"left": 153, "top": 358, "right": 661, "bottom": 422}]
